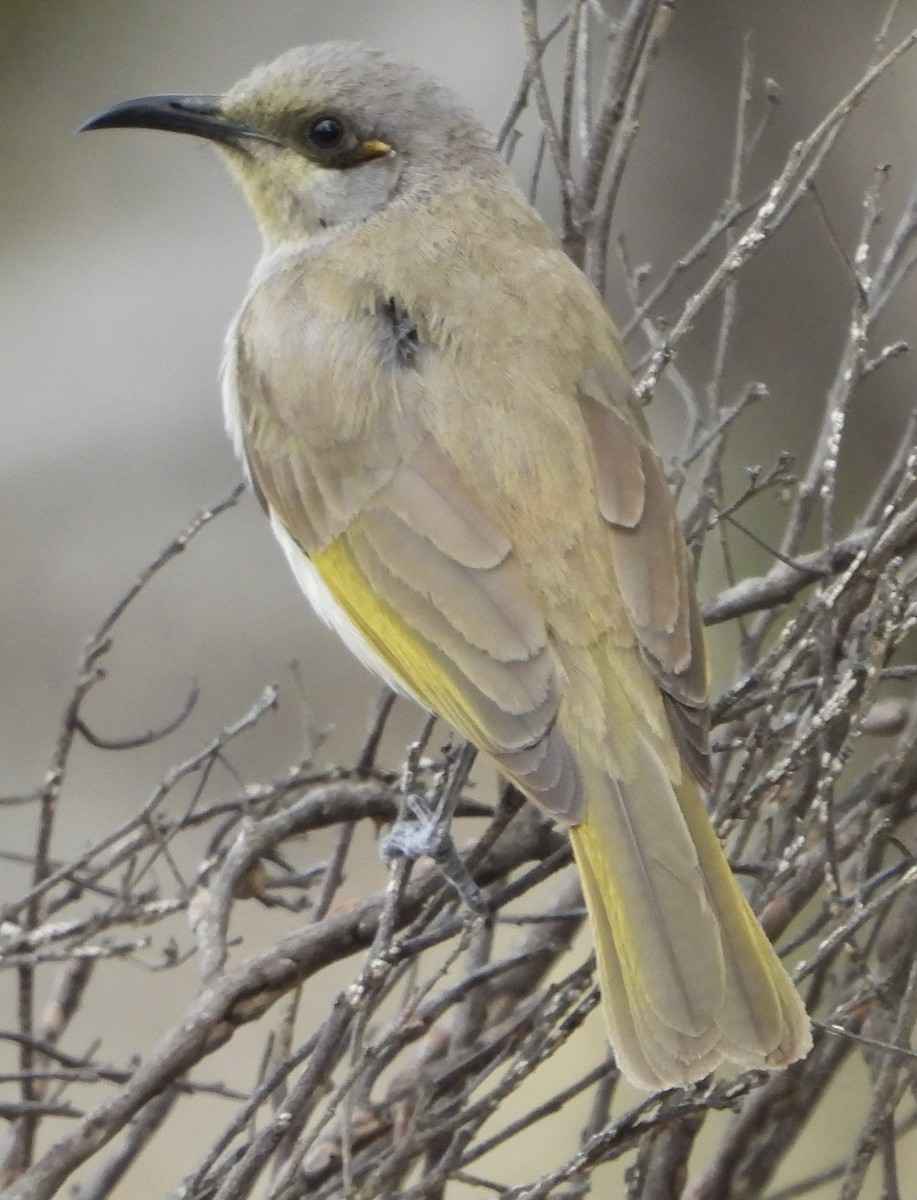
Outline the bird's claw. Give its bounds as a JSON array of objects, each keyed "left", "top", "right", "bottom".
[{"left": 381, "top": 791, "right": 488, "bottom": 916}]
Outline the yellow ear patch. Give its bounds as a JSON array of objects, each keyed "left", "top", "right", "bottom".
[{"left": 356, "top": 138, "right": 393, "bottom": 161}]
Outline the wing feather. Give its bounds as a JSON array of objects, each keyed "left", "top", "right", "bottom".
[
  {"left": 382, "top": 437, "right": 513, "bottom": 569},
  {"left": 579, "top": 366, "right": 710, "bottom": 781}
]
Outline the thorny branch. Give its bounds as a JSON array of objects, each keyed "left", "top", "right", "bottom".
[{"left": 3, "top": 2, "right": 917, "bottom": 1198}]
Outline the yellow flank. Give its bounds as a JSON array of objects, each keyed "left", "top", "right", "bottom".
[{"left": 312, "top": 535, "right": 493, "bottom": 750}]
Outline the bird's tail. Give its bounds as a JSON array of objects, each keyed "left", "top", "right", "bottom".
[{"left": 568, "top": 734, "right": 811, "bottom": 1090}]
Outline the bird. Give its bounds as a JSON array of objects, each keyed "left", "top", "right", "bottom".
[{"left": 81, "top": 41, "right": 811, "bottom": 1090}]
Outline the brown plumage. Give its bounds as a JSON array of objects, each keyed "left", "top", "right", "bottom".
[{"left": 83, "top": 42, "right": 811, "bottom": 1089}]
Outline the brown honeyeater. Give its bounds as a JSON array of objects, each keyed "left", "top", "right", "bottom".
[{"left": 82, "top": 42, "right": 811, "bottom": 1089}]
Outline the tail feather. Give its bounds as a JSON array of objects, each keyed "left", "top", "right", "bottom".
[
  {"left": 569, "top": 735, "right": 811, "bottom": 1090},
  {"left": 675, "top": 780, "right": 812, "bottom": 1064}
]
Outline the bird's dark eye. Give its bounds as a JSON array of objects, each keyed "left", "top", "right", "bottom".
[{"left": 308, "top": 115, "right": 345, "bottom": 150}]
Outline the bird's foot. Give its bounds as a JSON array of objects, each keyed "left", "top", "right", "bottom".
[{"left": 381, "top": 743, "right": 488, "bottom": 916}]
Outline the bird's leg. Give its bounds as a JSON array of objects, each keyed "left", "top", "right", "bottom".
[{"left": 381, "top": 739, "right": 488, "bottom": 915}]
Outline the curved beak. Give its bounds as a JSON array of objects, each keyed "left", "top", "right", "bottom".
[{"left": 79, "top": 94, "right": 274, "bottom": 148}]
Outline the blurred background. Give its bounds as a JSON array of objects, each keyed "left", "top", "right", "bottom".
[{"left": 3, "top": 1, "right": 917, "bottom": 1195}]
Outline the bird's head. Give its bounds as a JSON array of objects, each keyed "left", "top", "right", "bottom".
[{"left": 81, "top": 42, "right": 494, "bottom": 249}]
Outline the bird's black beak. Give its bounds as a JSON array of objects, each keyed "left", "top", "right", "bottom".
[{"left": 79, "top": 94, "right": 271, "bottom": 148}]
